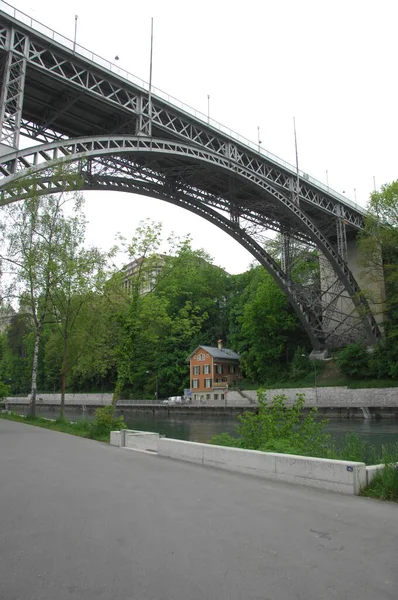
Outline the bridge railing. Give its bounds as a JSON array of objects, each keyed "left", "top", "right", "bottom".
[{"left": 1, "top": 1, "right": 364, "bottom": 214}]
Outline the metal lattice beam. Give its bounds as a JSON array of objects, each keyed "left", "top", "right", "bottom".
[
  {"left": 0, "top": 136, "right": 381, "bottom": 347},
  {"left": 0, "top": 11, "right": 382, "bottom": 348},
  {"left": 0, "top": 15, "right": 366, "bottom": 230},
  {"left": 0, "top": 27, "right": 27, "bottom": 148}
]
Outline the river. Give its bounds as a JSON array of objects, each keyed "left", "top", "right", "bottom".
[{"left": 25, "top": 407, "right": 398, "bottom": 452}]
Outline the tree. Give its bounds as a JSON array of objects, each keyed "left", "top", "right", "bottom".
[
  {"left": 0, "top": 173, "right": 84, "bottom": 416},
  {"left": 227, "top": 266, "right": 308, "bottom": 383},
  {"left": 359, "top": 181, "right": 398, "bottom": 326},
  {"left": 45, "top": 203, "right": 110, "bottom": 419},
  {"left": 112, "top": 220, "right": 165, "bottom": 404}
]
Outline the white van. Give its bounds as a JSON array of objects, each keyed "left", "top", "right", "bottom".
[{"left": 167, "top": 396, "right": 184, "bottom": 405}]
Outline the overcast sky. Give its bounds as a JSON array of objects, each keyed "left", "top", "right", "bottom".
[{"left": 5, "top": 0, "right": 398, "bottom": 273}]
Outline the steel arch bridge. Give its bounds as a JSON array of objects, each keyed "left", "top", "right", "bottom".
[{"left": 0, "top": 3, "right": 382, "bottom": 350}]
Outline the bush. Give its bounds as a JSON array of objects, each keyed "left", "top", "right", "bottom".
[
  {"left": 212, "top": 391, "right": 331, "bottom": 457},
  {"left": 289, "top": 346, "right": 311, "bottom": 381},
  {"left": 88, "top": 406, "right": 126, "bottom": 440},
  {"left": 0, "top": 380, "right": 10, "bottom": 401},
  {"left": 335, "top": 343, "right": 370, "bottom": 379}
]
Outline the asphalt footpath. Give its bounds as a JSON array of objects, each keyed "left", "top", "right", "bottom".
[{"left": 0, "top": 419, "right": 397, "bottom": 600}]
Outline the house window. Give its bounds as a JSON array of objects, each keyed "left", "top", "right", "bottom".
[
  {"left": 221, "top": 394, "right": 225, "bottom": 400},
  {"left": 229, "top": 365, "right": 235, "bottom": 374},
  {"left": 214, "top": 394, "right": 218, "bottom": 400},
  {"left": 206, "top": 394, "right": 211, "bottom": 400},
  {"left": 192, "top": 366, "right": 200, "bottom": 375},
  {"left": 215, "top": 364, "right": 223, "bottom": 374},
  {"left": 192, "top": 379, "right": 199, "bottom": 389},
  {"left": 194, "top": 394, "right": 198, "bottom": 401},
  {"left": 197, "top": 353, "right": 205, "bottom": 361},
  {"left": 203, "top": 364, "right": 210, "bottom": 374},
  {"left": 204, "top": 378, "right": 212, "bottom": 388}
]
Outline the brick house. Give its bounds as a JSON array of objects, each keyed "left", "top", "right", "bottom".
[{"left": 187, "top": 340, "right": 242, "bottom": 402}]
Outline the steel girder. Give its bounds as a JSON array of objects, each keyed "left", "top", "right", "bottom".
[
  {"left": 0, "top": 135, "right": 381, "bottom": 348},
  {"left": 0, "top": 25, "right": 28, "bottom": 148},
  {"left": 0, "top": 14, "right": 366, "bottom": 231}
]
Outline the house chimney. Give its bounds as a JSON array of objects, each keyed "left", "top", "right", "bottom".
[{"left": 218, "top": 339, "right": 223, "bottom": 350}]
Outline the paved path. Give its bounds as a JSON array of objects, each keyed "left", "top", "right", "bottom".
[{"left": 0, "top": 419, "right": 397, "bottom": 600}]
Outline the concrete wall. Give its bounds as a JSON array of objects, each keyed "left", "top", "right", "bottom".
[
  {"left": 156, "top": 438, "right": 366, "bottom": 495},
  {"left": 125, "top": 431, "right": 160, "bottom": 452},
  {"left": 110, "top": 431, "right": 122, "bottom": 447},
  {"left": 7, "top": 393, "right": 113, "bottom": 405},
  {"left": 5, "top": 386, "right": 398, "bottom": 409},
  {"left": 226, "top": 387, "right": 398, "bottom": 408}
]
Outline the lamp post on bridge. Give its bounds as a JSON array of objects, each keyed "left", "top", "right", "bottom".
[{"left": 73, "top": 15, "right": 78, "bottom": 53}]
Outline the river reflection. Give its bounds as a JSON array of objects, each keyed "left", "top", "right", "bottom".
[
  {"left": 20, "top": 406, "right": 398, "bottom": 451},
  {"left": 120, "top": 412, "right": 398, "bottom": 451}
]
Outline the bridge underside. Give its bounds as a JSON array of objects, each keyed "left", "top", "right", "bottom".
[
  {"left": 0, "top": 8, "right": 384, "bottom": 349},
  {"left": 0, "top": 138, "right": 383, "bottom": 350}
]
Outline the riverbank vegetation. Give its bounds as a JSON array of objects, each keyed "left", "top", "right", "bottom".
[
  {"left": 0, "top": 406, "right": 125, "bottom": 443},
  {"left": 0, "top": 177, "right": 397, "bottom": 417},
  {"left": 211, "top": 391, "right": 398, "bottom": 501}
]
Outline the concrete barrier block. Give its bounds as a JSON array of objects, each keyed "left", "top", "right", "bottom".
[
  {"left": 203, "top": 445, "right": 276, "bottom": 476},
  {"left": 275, "top": 454, "right": 366, "bottom": 494},
  {"left": 126, "top": 432, "right": 159, "bottom": 452},
  {"left": 157, "top": 438, "right": 204, "bottom": 463},
  {"left": 157, "top": 438, "right": 204, "bottom": 465},
  {"left": 110, "top": 431, "right": 121, "bottom": 447}
]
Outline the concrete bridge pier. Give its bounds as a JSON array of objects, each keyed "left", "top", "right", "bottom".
[{"left": 319, "top": 237, "right": 385, "bottom": 348}]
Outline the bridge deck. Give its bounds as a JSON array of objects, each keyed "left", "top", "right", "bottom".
[{"left": 0, "top": 419, "right": 396, "bottom": 600}]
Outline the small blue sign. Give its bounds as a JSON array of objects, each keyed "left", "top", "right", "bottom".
[{"left": 346, "top": 466, "right": 354, "bottom": 472}]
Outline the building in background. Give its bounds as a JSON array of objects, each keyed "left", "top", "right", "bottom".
[
  {"left": 187, "top": 340, "right": 242, "bottom": 403},
  {"left": 122, "top": 254, "right": 166, "bottom": 295}
]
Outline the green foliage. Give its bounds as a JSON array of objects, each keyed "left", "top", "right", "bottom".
[
  {"left": 212, "top": 391, "right": 331, "bottom": 457},
  {"left": 335, "top": 343, "right": 371, "bottom": 379},
  {"left": 0, "top": 379, "right": 10, "bottom": 400},
  {"left": 335, "top": 341, "right": 398, "bottom": 382},
  {"left": 227, "top": 267, "right": 306, "bottom": 383},
  {"left": 289, "top": 346, "right": 311, "bottom": 381},
  {"left": 88, "top": 406, "right": 126, "bottom": 440},
  {"left": 362, "top": 443, "right": 398, "bottom": 502}
]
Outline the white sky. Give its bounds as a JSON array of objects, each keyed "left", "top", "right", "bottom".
[{"left": 7, "top": 0, "right": 398, "bottom": 273}]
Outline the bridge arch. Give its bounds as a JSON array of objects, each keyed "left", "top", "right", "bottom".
[{"left": 0, "top": 135, "right": 381, "bottom": 348}]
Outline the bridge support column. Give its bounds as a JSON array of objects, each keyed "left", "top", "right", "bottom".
[
  {"left": 0, "top": 28, "right": 28, "bottom": 153},
  {"left": 319, "top": 239, "right": 385, "bottom": 347}
]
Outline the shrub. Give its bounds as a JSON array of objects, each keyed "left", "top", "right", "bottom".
[
  {"left": 212, "top": 391, "right": 331, "bottom": 458},
  {"left": 289, "top": 346, "right": 311, "bottom": 381},
  {"left": 335, "top": 343, "right": 370, "bottom": 379},
  {"left": 88, "top": 406, "right": 126, "bottom": 440},
  {"left": 0, "top": 380, "right": 10, "bottom": 401}
]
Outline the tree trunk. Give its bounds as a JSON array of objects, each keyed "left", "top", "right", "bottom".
[
  {"left": 60, "top": 370, "right": 66, "bottom": 421},
  {"left": 60, "top": 330, "right": 68, "bottom": 420},
  {"left": 29, "top": 323, "right": 42, "bottom": 418}
]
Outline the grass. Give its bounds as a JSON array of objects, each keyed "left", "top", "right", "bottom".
[
  {"left": 0, "top": 411, "right": 110, "bottom": 443},
  {"left": 361, "top": 466, "right": 398, "bottom": 502},
  {"left": 231, "top": 360, "right": 398, "bottom": 390}
]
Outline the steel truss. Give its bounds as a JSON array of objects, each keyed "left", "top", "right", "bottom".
[
  {"left": 0, "top": 136, "right": 380, "bottom": 348},
  {"left": 0, "top": 25, "right": 27, "bottom": 148},
  {"left": 0, "top": 17, "right": 365, "bottom": 228},
  {"left": 0, "top": 12, "right": 382, "bottom": 348}
]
